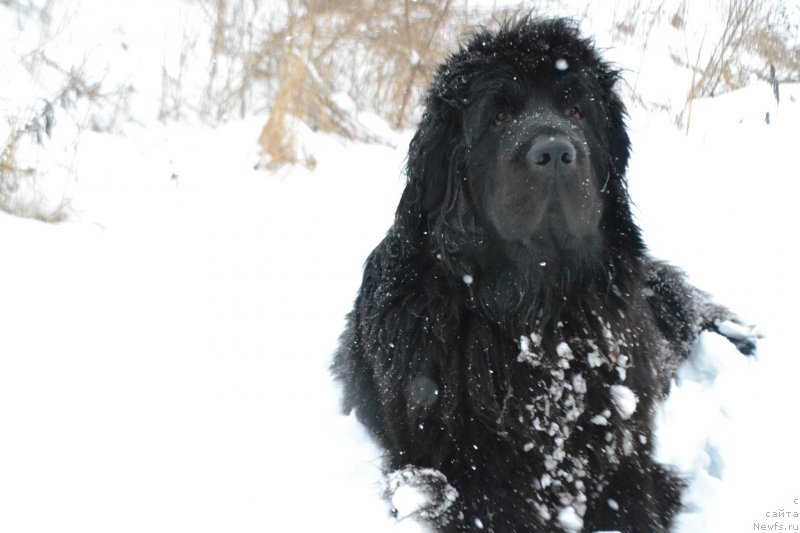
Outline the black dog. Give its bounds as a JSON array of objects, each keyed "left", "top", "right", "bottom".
[{"left": 333, "top": 18, "right": 756, "bottom": 532}]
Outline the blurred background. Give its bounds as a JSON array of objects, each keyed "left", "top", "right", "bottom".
[{"left": 1, "top": 0, "right": 798, "bottom": 221}]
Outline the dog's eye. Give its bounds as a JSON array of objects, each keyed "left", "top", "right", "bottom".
[
  {"left": 568, "top": 106, "right": 583, "bottom": 120},
  {"left": 493, "top": 111, "right": 511, "bottom": 127}
]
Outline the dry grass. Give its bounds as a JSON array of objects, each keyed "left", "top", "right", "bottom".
[
  {"left": 257, "top": 40, "right": 316, "bottom": 170},
  {"left": 252, "top": 0, "right": 537, "bottom": 167},
  {"left": 255, "top": 0, "right": 470, "bottom": 168},
  {"left": 1, "top": 0, "right": 136, "bottom": 220},
  {"left": 607, "top": 0, "right": 798, "bottom": 132},
  {"left": 165, "top": 0, "right": 530, "bottom": 168},
  {"left": 677, "top": 0, "right": 799, "bottom": 131},
  {"left": 1, "top": 57, "right": 131, "bottom": 220}
]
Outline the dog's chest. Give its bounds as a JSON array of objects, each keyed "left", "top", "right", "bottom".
[{"left": 506, "top": 323, "right": 642, "bottom": 516}]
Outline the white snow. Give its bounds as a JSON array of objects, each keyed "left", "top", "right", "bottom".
[
  {"left": 715, "top": 319, "right": 760, "bottom": 342},
  {"left": 571, "top": 374, "right": 587, "bottom": 394},
  {"left": 609, "top": 385, "right": 638, "bottom": 420},
  {"left": 586, "top": 348, "right": 604, "bottom": 368},
  {"left": 518, "top": 334, "right": 541, "bottom": 366},
  {"left": 557, "top": 505, "right": 583, "bottom": 531},
  {"left": 555, "top": 58, "right": 570, "bottom": 71},
  {"left": 2, "top": 2, "right": 799, "bottom": 533},
  {"left": 556, "top": 341, "right": 573, "bottom": 358},
  {"left": 391, "top": 484, "right": 432, "bottom": 520},
  {"left": 385, "top": 467, "right": 458, "bottom": 528}
]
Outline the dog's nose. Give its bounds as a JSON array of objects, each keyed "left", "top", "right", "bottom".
[{"left": 526, "top": 136, "right": 576, "bottom": 172}]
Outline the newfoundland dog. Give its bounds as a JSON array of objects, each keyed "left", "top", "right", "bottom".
[{"left": 333, "top": 17, "right": 756, "bottom": 532}]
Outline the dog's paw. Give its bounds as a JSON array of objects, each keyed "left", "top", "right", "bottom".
[
  {"left": 385, "top": 466, "right": 459, "bottom": 526},
  {"left": 714, "top": 318, "right": 762, "bottom": 356}
]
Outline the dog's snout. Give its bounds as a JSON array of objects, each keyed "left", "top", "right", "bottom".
[{"left": 526, "top": 136, "right": 577, "bottom": 172}]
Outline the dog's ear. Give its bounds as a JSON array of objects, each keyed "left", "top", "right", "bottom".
[
  {"left": 394, "top": 68, "right": 469, "bottom": 250},
  {"left": 598, "top": 68, "right": 631, "bottom": 181},
  {"left": 595, "top": 67, "right": 645, "bottom": 256}
]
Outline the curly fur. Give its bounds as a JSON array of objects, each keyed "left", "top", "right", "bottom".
[{"left": 332, "top": 17, "right": 755, "bottom": 532}]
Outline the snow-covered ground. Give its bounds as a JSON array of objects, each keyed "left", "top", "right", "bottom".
[
  {"left": 630, "top": 84, "right": 800, "bottom": 532},
  {"left": 2, "top": 2, "right": 799, "bottom": 533}
]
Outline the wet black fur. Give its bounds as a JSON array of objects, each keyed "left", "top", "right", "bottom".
[{"left": 333, "top": 18, "right": 754, "bottom": 532}]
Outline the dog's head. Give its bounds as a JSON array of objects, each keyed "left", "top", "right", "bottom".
[{"left": 396, "top": 18, "right": 643, "bottom": 274}]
